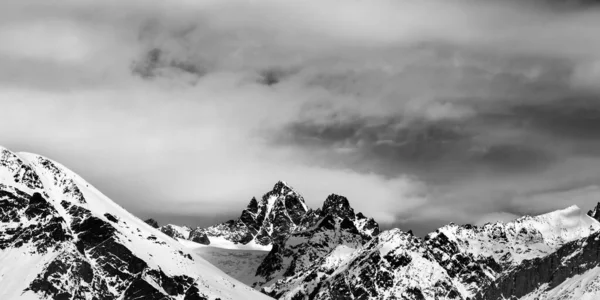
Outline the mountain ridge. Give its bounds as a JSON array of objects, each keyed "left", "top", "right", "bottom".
[
  {"left": 5, "top": 145, "right": 600, "bottom": 300},
  {"left": 0, "top": 146, "right": 272, "bottom": 300}
]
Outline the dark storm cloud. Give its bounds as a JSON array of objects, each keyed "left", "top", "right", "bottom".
[
  {"left": 511, "top": 96, "right": 600, "bottom": 141},
  {"left": 279, "top": 115, "right": 557, "bottom": 180}
]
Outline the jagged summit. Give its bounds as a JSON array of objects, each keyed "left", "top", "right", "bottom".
[
  {"left": 271, "top": 180, "right": 294, "bottom": 195},
  {"left": 253, "top": 191, "right": 381, "bottom": 288},
  {"left": 322, "top": 193, "right": 354, "bottom": 219},
  {"left": 187, "top": 180, "right": 309, "bottom": 247},
  {"left": 247, "top": 196, "right": 259, "bottom": 213},
  {"left": 432, "top": 204, "right": 600, "bottom": 269},
  {"left": 178, "top": 181, "right": 379, "bottom": 249},
  {"left": 587, "top": 202, "right": 600, "bottom": 222},
  {"left": 259, "top": 203, "right": 600, "bottom": 300}
]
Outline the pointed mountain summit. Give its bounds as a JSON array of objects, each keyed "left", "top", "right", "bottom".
[
  {"left": 322, "top": 194, "right": 355, "bottom": 219},
  {"left": 254, "top": 193, "right": 380, "bottom": 288},
  {"left": 587, "top": 202, "right": 600, "bottom": 222},
  {"left": 189, "top": 180, "right": 309, "bottom": 246}
]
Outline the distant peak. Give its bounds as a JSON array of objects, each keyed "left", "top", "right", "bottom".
[
  {"left": 246, "top": 197, "right": 259, "bottom": 214},
  {"left": 541, "top": 205, "right": 582, "bottom": 218},
  {"left": 566, "top": 204, "right": 581, "bottom": 210},
  {"left": 588, "top": 202, "right": 600, "bottom": 222},
  {"left": 144, "top": 218, "right": 159, "bottom": 228},
  {"left": 322, "top": 194, "right": 355, "bottom": 220},
  {"left": 274, "top": 180, "right": 288, "bottom": 187},
  {"left": 272, "top": 180, "right": 295, "bottom": 195}
]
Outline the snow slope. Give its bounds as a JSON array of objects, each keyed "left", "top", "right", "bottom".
[
  {"left": 189, "top": 245, "right": 269, "bottom": 286},
  {"left": 0, "top": 146, "right": 272, "bottom": 300}
]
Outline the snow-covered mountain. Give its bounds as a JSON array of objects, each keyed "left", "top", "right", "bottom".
[
  {"left": 164, "top": 183, "right": 380, "bottom": 251},
  {"left": 255, "top": 194, "right": 380, "bottom": 289},
  {"left": 253, "top": 204, "right": 600, "bottom": 300},
  {"left": 157, "top": 181, "right": 310, "bottom": 248},
  {"left": 0, "top": 146, "right": 272, "bottom": 300},
  {"left": 6, "top": 144, "right": 600, "bottom": 300},
  {"left": 153, "top": 177, "right": 600, "bottom": 300},
  {"left": 198, "top": 181, "right": 309, "bottom": 246}
]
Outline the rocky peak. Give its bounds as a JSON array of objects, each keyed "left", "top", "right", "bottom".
[
  {"left": 160, "top": 224, "right": 191, "bottom": 240},
  {"left": 587, "top": 202, "right": 600, "bottom": 222},
  {"left": 271, "top": 180, "right": 294, "bottom": 195},
  {"left": 0, "top": 148, "right": 44, "bottom": 190},
  {"left": 144, "top": 218, "right": 159, "bottom": 228},
  {"left": 192, "top": 181, "right": 310, "bottom": 246},
  {"left": 247, "top": 197, "right": 259, "bottom": 214},
  {"left": 322, "top": 194, "right": 355, "bottom": 220}
]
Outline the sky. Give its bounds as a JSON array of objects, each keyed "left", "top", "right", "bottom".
[{"left": 1, "top": 0, "right": 600, "bottom": 235}]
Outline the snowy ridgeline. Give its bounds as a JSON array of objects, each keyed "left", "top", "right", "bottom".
[
  {"left": 165, "top": 182, "right": 600, "bottom": 300},
  {"left": 4, "top": 143, "right": 600, "bottom": 300}
]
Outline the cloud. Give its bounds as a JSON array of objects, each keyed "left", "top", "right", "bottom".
[
  {"left": 474, "top": 212, "right": 521, "bottom": 226},
  {"left": 1, "top": 0, "right": 600, "bottom": 233}
]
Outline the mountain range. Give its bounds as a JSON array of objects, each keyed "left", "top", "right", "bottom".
[{"left": 3, "top": 145, "right": 600, "bottom": 299}]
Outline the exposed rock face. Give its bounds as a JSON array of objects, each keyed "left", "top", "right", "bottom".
[
  {"left": 262, "top": 229, "right": 463, "bottom": 300},
  {"left": 254, "top": 195, "right": 380, "bottom": 293},
  {"left": 144, "top": 218, "right": 159, "bottom": 228},
  {"left": 475, "top": 230, "right": 600, "bottom": 300},
  {"left": 256, "top": 204, "right": 600, "bottom": 300},
  {"left": 192, "top": 181, "right": 309, "bottom": 246},
  {"left": 0, "top": 146, "right": 271, "bottom": 300},
  {"left": 189, "top": 230, "right": 211, "bottom": 245},
  {"left": 160, "top": 224, "right": 192, "bottom": 240},
  {"left": 588, "top": 202, "right": 600, "bottom": 222},
  {"left": 2, "top": 188, "right": 203, "bottom": 300},
  {"left": 0, "top": 188, "right": 69, "bottom": 253},
  {"left": 321, "top": 194, "right": 355, "bottom": 220},
  {"left": 0, "top": 148, "right": 44, "bottom": 190}
]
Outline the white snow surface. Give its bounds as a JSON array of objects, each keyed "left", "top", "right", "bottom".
[
  {"left": 187, "top": 244, "right": 269, "bottom": 286},
  {"left": 432, "top": 205, "right": 600, "bottom": 266},
  {"left": 181, "top": 237, "right": 272, "bottom": 251},
  {"left": 0, "top": 146, "right": 272, "bottom": 300}
]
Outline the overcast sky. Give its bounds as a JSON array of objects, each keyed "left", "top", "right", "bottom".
[{"left": 2, "top": 0, "right": 600, "bottom": 235}]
